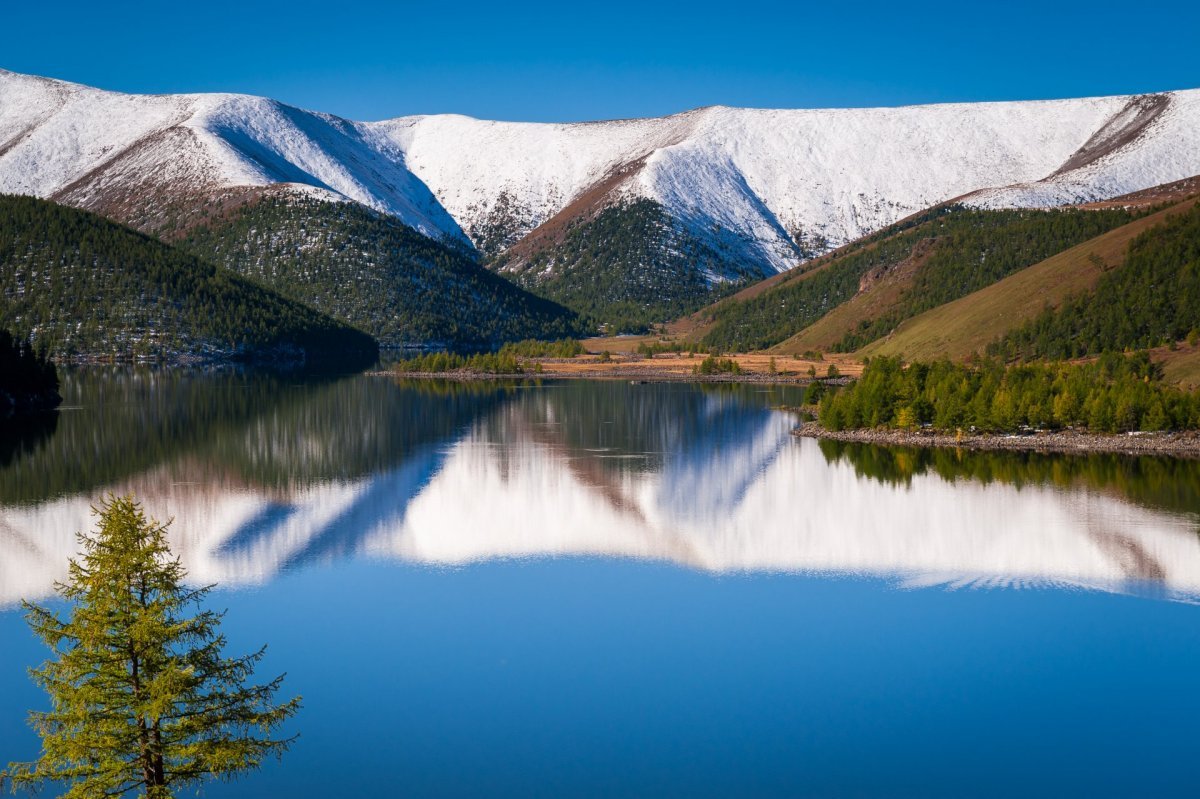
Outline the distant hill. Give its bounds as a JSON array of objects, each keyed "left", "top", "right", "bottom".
[
  {"left": 859, "top": 196, "right": 1200, "bottom": 362},
  {"left": 490, "top": 198, "right": 758, "bottom": 332},
  {"left": 180, "top": 192, "right": 584, "bottom": 347},
  {"left": 696, "top": 206, "right": 1140, "bottom": 353},
  {"left": 0, "top": 195, "right": 376, "bottom": 363}
]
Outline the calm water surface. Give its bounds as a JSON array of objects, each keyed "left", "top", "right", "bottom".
[{"left": 2, "top": 369, "right": 1200, "bottom": 797}]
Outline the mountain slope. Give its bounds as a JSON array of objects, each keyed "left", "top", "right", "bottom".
[
  {"left": 180, "top": 191, "right": 583, "bottom": 346},
  {"left": 858, "top": 196, "right": 1200, "bottom": 361},
  {"left": 0, "top": 195, "right": 376, "bottom": 362},
  {"left": 4, "top": 68, "right": 1200, "bottom": 329},
  {"left": 989, "top": 204, "right": 1200, "bottom": 360},
  {"left": 6, "top": 69, "right": 1200, "bottom": 264},
  {"left": 375, "top": 93, "right": 1200, "bottom": 267},
  {"left": 0, "top": 69, "right": 466, "bottom": 243},
  {"left": 773, "top": 207, "right": 1141, "bottom": 353},
  {"left": 696, "top": 206, "right": 1140, "bottom": 353},
  {"left": 490, "top": 198, "right": 759, "bottom": 331}
]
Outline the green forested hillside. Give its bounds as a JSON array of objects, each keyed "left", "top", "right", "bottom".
[
  {"left": 989, "top": 204, "right": 1200, "bottom": 360},
  {"left": 0, "top": 195, "right": 376, "bottom": 362},
  {"left": 182, "top": 194, "right": 584, "bottom": 346},
  {"left": 496, "top": 199, "right": 754, "bottom": 333},
  {"left": 829, "top": 207, "right": 1139, "bottom": 351},
  {"left": 700, "top": 206, "right": 1138, "bottom": 353}
]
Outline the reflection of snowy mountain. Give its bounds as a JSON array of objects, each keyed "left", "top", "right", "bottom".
[{"left": 5, "top": 386, "right": 1200, "bottom": 607}]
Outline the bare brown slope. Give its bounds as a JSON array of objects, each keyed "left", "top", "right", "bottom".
[
  {"left": 1051, "top": 94, "right": 1170, "bottom": 177},
  {"left": 1158, "top": 343, "right": 1200, "bottom": 391},
  {"left": 858, "top": 196, "right": 1200, "bottom": 361},
  {"left": 675, "top": 174, "right": 1200, "bottom": 349},
  {"left": 48, "top": 124, "right": 275, "bottom": 239}
]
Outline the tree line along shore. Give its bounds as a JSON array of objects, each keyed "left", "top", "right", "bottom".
[{"left": 798, "top": 352, "right": 1200, "bottom": 457}]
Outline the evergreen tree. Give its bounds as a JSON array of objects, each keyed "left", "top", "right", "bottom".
[
  {"left": 989, "top": 204, "right": 1200, "bottom": 360},
  {"left": 4, "top": 496, "right": 300, "bottom": 798},
  {"left": 817, "top": 353, "right": 1200, "bottom": 434}
]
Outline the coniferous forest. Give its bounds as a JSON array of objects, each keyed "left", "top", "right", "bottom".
[
  {"left": 496, "top": 199, "right": 755, "bottom": 333},
  {"left": 182, "top": 194, "right": 586, "bottom": 347},
  {"left": 0, "top": 328, "right": 60, "bottom": 415},
  {"left": 989, "top": 204, "right": 1200, "bottom": 360},
  {"left": 818, "top": 353, "right": 1200, "bottom": 434},
  {"left": 0, "top": 195, "right": 377, "bottom": 363}
]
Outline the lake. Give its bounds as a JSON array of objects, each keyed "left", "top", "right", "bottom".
[{"left": 2, "top": 370, "right": 1200, "bottom": 797}]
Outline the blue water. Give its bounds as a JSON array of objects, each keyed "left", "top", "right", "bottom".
[{"left": 3, "top": 371, "right": 1200, "bottom": 797}]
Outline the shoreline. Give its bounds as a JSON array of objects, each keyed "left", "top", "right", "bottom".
[
  {"left": 378, "top": 369, "right": 812, "bottom": 384},
  {"left": 377, "top": 365, "right": 849, "bottom": 385},
  {"left": 380, "top": 351, "right": 862, "bottom": 385},
  {"left": 792, "top": 422, "right": 1200, "bottom": 459}
]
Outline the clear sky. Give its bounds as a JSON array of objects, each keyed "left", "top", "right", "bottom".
[{"left": 6, "top": 0, "right": 1198, "bottom": 122}]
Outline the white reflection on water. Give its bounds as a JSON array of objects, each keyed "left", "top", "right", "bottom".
[{"left": 3, "top": 394, "right": 1200, "bottom": 606}]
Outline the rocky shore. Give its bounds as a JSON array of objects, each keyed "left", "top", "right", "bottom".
[{"left": 792, "top": 421, "right": 1200, "bottom": 459}]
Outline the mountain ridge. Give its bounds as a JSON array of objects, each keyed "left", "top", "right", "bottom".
[{"left": 4, "top": 68, "right": 1200, "bottom": 328}]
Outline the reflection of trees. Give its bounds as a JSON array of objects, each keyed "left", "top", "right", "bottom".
[
  {"left": 201, "top": 377, "right": 508, "bottom": 488},
  {"left": 0, "top": 409, "right": 57, "bottom": 471},
  {"left": 0, "top": 370, "right": 508, "bottom": 505},
  {"left": 818, "top": 440, "right": 1200, "bottom": 520},
  {"left": 0, "top": 368, "right": 288, "bottom": 503}
]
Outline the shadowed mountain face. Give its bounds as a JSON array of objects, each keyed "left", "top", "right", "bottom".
[{"left": 2, "top": 373, "right": 1199, "bottom": 607}]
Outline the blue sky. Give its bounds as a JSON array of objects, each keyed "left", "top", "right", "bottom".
[{"left": 6, "top": 0, "right": 1198, "bottom": 122}]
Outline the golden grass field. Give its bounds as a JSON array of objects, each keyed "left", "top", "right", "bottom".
[{"left": 559, "top": 343, "right": 863, "bottom": 380}]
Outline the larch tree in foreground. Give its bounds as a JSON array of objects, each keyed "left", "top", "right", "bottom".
[{"left": 3, "top": 495, "right": 300, "bottom": 799}]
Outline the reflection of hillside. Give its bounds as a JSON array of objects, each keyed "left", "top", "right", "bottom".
[
  {"left": 817, "top": 440, "right": 1200, "bottom": 521},
  {"left": 214, "top": 442, "right": 448, "bottom": 572},
  {"left": 0, "top": 370, "right": 507, "bottom": 504},
  {"left": 0, "top": 369, "right": 302, "bottom": 503},
  {"left": 5, "top": 378, "right": 1200, "bottom": 608},
  {"left": 397, "top": 433, "right": 1200, "bottom": 598},
  {"left": 201, "top": 377, "right": 507, "bottom": 488},
  {"left": 471, "top": 382, "right": 799, "bottom": 526},
  {"left": 0, "top": 410, "right": 56, "bottom": 470}
]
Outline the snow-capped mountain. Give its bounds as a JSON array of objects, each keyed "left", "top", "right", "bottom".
[
  {"left": 3, "top": 67, "right": 1199, "bottom": 295},
  {"left": 0, "top": 68, "right": 467, "bottom": 243}
]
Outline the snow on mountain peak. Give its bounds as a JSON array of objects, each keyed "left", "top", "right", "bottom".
[{"left": 2, "top": 68, "right": 1199, "bottom": 274}]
